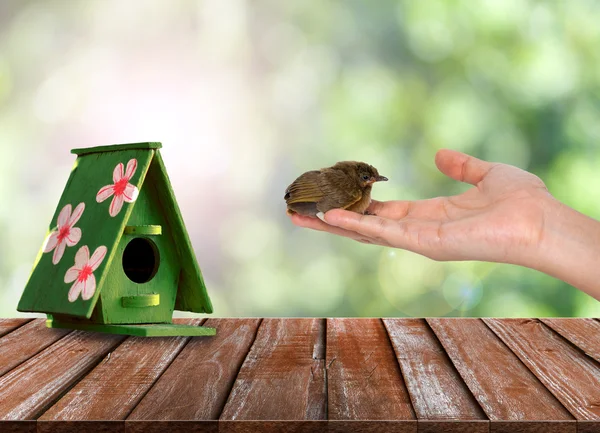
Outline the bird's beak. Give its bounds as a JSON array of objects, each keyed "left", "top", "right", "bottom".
[{"left": 368, "top": 175, "right": 388, "bottom": 185}]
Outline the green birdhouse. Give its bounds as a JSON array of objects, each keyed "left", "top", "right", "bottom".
[{"left": 17, "top": 142, "right": 215, "bottom": 337}]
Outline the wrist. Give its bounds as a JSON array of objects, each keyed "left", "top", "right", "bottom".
[{"left": 530, "top": 196, "right": 600, "bottom": 300}]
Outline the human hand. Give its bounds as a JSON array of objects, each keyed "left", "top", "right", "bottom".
[{"left": 289, "top": 149, "right": 555, "bottom": 266}]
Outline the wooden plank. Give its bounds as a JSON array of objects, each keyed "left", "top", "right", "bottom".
[
  {"left": 0, "top": 319, "right": 32, "bottom": 338},
  {"left": 0, "top": 319, "right": 70, "bottom": 377},
  {"left": 0, "top": 421, "right": 36, "bottom": 433},
  {"left": 223, "top": 420, "right": 447, "bottom": 432},
  {"left": 329, "top": 421, "right": 422, "bottom": 433},
  {"left": 126, "top": 421, "right": 217, "bottom": 433},
  {"left": 539, "top": 319, "right": 600, "bottom": 363},
  {"left": 0, "top": 331, "right": 125, "bottom": 420},
  {"left": 489, "top": 421, "right": 578, "bottom": 433},
  {"left": 128, "top": 318, "right": 262, "bottom": 421},
  {"left": 484, "top": 319, "right": 600, "bottom": 422},
  {"left": 579, "top": 420, "right": 600, "bottom": 433},
  {"left": 219, "top": 319, "right": 326, "bottom": 421},
  {"left": 219, "top": 421, "right": 326, "bottom": 433},
  {"left": 222, "top": 421, "right": 423, "bottom": 433},
  {"left": 38, "top": 319, "right": 205, "bottom": 421},
  {"left": 71, "top": 141, "right": 162, "bottom": 156},
  {"left": 417, "top": 420, "right": 488, "bottom": 433},
  {"left": 37, "top": 421, "right": 124, "bottom": 433},
  {"left": 326, "top": 319, "right": 415, "bottom": 430},
  {"left": 427, "top": 319, "right": 574, "bottom": 433},
  {"left": 383, "top": 319, "right": 487, "bottom": 433},
  {"left": 47, "top": 319, "right": 216, "bottom": 337}
]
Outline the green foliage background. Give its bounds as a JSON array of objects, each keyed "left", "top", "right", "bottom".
[{"left": 1, "top": 0, "right": 599, "bottom": 317}]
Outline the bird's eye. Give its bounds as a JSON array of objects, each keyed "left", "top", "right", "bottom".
[{"left": 362, "top": 174, "right": 370, "bottom": 180}]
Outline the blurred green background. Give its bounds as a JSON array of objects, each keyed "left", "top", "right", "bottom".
[{"left": 1, "top": 0, "right": 599, "bottom": 318}]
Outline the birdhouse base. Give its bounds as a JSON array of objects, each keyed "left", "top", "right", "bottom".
[{"left": 46, "top": 317, "right": 216, "bottom": 337}]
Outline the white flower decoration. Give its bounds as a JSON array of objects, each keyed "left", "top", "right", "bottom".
[
  {"left": 64, "top": 245, "right": 107, "bottom": 302},
  {"left": 43, "top": 203, "right": 85, "bottom": 265},
  {"left": 96, "top": 159, "right": 139, "bottom": 217}
]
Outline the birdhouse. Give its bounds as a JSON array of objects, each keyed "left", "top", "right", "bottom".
[{"left": 17, "top": 142, "right": 215, "bottom": 337}]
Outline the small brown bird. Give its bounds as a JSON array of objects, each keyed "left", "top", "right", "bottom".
[{"left": 285, "top": 161, "right": 388, "bottom": 217}]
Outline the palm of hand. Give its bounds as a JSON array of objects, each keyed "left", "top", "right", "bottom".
[
  {"left": 290, "top": 150, "right": 554, "bottom": 265},
  {"left": 381, "top": 163, "right": 551, "bottom": 263}
]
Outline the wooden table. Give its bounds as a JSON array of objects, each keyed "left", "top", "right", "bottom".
[{"left": 0, "top": 318, "right": 599, "bottom": 433}]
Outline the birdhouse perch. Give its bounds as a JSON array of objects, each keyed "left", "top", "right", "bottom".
[{"left": 17, "top": 142, "right": 216, "bottom": 337}]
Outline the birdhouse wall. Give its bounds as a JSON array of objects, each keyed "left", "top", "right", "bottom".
[
  {"left": 148, "top": 153, "right": 213, "bottom": 314},
  {"left": 18, "top": 149, "right": 155, "bottom": 318},
  {"left": 92, "top": 178, "right": 181, "bottom": 324}
]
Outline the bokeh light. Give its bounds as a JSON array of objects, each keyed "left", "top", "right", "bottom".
[{"left": 1, "top": 0, "right": 599, "bottom": 318}]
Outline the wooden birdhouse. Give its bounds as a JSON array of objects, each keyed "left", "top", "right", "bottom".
[{"left": 17, "top": 142, "right": 215, "bottom": 337}]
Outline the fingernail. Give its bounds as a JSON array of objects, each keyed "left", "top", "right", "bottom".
[{"left": 316, "top": 212, "right": 326, "bottom": 222}]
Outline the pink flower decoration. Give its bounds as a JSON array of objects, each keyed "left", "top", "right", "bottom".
[
  {"left": 64, "top": 245, "right": 107, "bottom": 302},
  {"left": 96, "top": 159, "right": 139, "bottom": 217},
  {"left": 43, "top": 203, "right": 85, "bottom": 265}
]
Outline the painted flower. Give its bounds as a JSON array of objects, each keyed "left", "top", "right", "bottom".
[
  {"left": 43, "top": 203, "right": 85, "bottom": 265},
  {"left": 64, "top": 245, "right": 107, "bottom": 302},
  {"left": 96, "top": 159, "right": 139, "bottom": 217}
]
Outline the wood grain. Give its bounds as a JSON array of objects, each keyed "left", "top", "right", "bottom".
[
  {"left": 219, "top": 420, "right": 420, "bottom": 432},
  {"left": 0, "top": 331, "right": 125, "bottom": 420},
  {"left": 0, "top": 421, "right": 36, "bottom": 433},
  {"left": 0, "top": 318, "right": 31, "bottom": 338},
  {"left": 38, "top": 319, "right": 205, "bottom": 420},
  {"left": 0, "top": 319, "right": 70, "bottom": 377},
  {"left": 37, "top": 420, "right": 124, "bottom": 433},
  {"left": 540, "top": 318, "right": 600, "bottom": 363},
  {"left": 484, "top": 319, "right": 600, "bottom": 421},
  {"left": 219, "top": 319, "right": 326, "bottom": 421},
  {"left": 489, "top": 421, "right": 576, "bottom": 433},
  {"left": 219, "top": 421, "right": 327, "bottom": 433},
  {"left": 328, "top": 421, "right": 417, "bottom": 432},
  {"left": 326, "top": 319, "right": 415, "bottom": 424},
  {"left": 579, "top": 420, "right": 600, "bottom": 433},
  {"left": 126, "top": 421, "right": 217, "bottom": 433},
  {"left": 383, "top": 319, "right": 487, "bottom": 433},
  {"left": 128, "top": 319, "right": 262, "bottom": 421},
  {"left": 427, "top": 319, "right": 574, "bottom": 433},
  {"left": 0, "top": 317, "right": 599, "bottom": 429},
  {"left": 417, "top": 420, "right": 488, "bottom": 433}
]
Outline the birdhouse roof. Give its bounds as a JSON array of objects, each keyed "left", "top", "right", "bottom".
[{"left": 18, "top": 142, "right": 212, "bottom": 319}]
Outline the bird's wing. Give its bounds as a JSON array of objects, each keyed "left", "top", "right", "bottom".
[
  {"left": 316, "top": 169, "right": 362, "bottom": 211},
  {"left": 285, "top": 170, "right": 324, "bottom": 204}
]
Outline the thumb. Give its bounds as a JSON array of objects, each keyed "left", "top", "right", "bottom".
[{"left": 435, "top": 149, "right": 495, "bottom": 186}]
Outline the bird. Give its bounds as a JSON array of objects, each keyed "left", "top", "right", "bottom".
[{"left": 284, "top": 161, "right": 388, "bottom": 217}]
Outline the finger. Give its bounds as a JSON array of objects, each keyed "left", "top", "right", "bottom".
[
  {"left": 325, "top": 209, "right": 450, "bottom": 258},
  {"left": 289, "top": 213, "right": 382, "bottom": 245},
  {"left": 367, "top": 200, "right": 410, "bottom": 219},
  {"left": 367, "top": 198, "right": 451, "bottom": 221},
  {"left": 435, "top": 149, "right": 495, "bottom": 186},
  {"left": 323, "top": 209, "right": 398, "bottom": 242}
]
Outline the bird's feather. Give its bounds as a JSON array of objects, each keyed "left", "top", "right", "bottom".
[
  {"left": 284, "top": 171, "right": 324, "bottom": 203},
  {"left": 285, "top": 168, "right": 362, "bottom": 214},
  {"left": 316, "top": 169, "right": 362, "bottom": 211}
]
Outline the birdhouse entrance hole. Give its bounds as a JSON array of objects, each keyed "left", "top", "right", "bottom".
[{"left": 122, "top": 237, "right": 160, "bottom": 283}]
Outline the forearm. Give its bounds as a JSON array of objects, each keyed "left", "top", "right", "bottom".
[{"left": 530, "top": 198, "right": 600, "bottom": 301}]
